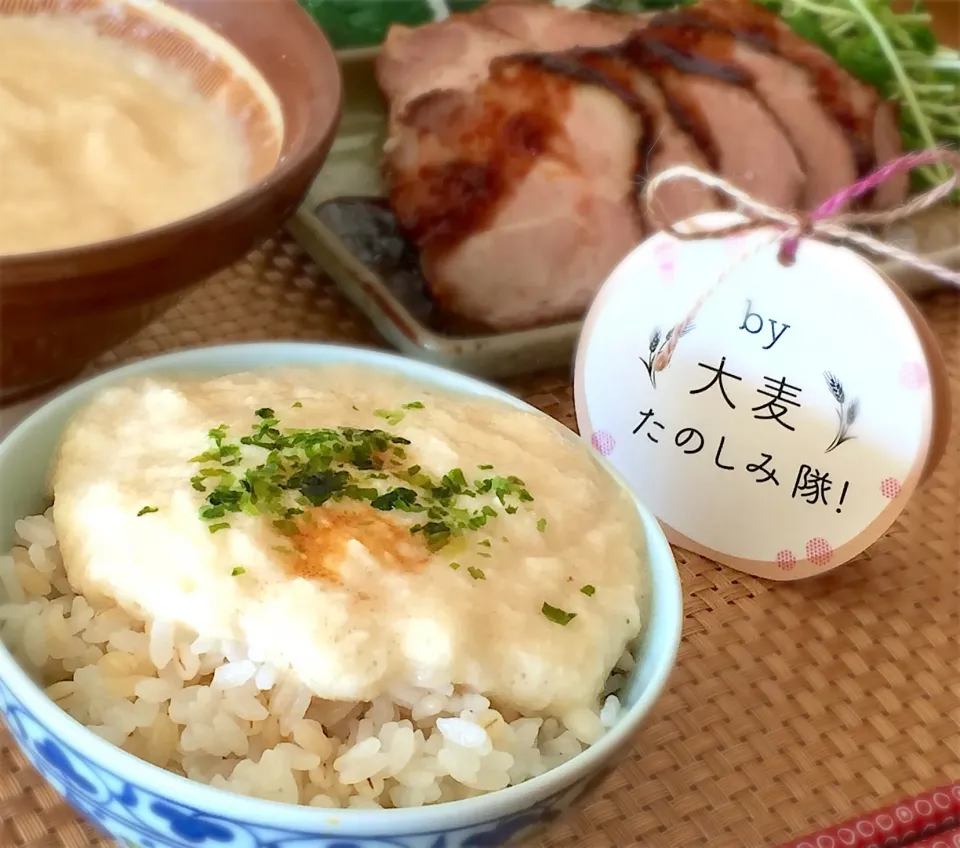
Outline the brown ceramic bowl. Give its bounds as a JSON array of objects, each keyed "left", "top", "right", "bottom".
[{"left": 0, "top": 0, "right": 342, "bottom": 405}]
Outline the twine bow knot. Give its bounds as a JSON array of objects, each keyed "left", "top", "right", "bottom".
[{"left": 643, "top": 148, "right": 960, "bottom": 372}]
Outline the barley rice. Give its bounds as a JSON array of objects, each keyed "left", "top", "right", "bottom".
[{"left": 0, "top": 510, "right": 627, "bottom": 808}]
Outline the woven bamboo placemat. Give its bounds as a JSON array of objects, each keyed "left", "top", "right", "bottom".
[{"left": 1, "top": 234, "right": 958, "bottom": 848}]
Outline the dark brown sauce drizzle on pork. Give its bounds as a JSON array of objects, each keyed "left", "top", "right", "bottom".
[
  {"left": 590, "top": 33, "right": 754, "bottom": 175},
  {"left": 619, "top": 24, "right": 810, "bottom": 207},
  {"left": 650, "top": 2, "right": 880, "bottom": 207},
  {"left": 570, "top": 30, "right": 813, "bottom": 217},
  {"left": 521, "top": 41, "right": 736, "bottom": 216}
]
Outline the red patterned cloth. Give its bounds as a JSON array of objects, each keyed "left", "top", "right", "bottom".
[
  {"left": 907, "top": 833, "right": 960, "bottom": 848},
  {"left": 780, "top": 782, "right": 960, "bottom": 848}
]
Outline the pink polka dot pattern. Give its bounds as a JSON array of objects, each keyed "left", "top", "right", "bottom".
[
  {"left": 875, "top": 814, "right": 893, "bottom": 832},
  {"left": 899, "top": 361, "right": 929, "bottom": 391},
  {"left": 806, "top": 537, "right": 833, "bottom": 567},
  {"left": 591, "top": 431, "right": 615, "bottom": 457},
  {"left": 780, "top": 780, "right": 960, "bottom": 848},
  {"left": 880, "top": 477, "right": 902, "bottom": 499},
  {"left": 654, "top": 239, "right": 676, "bottom": 280},
  {"left": 776, "top": 549, "right": 796, "bottom": 570}
]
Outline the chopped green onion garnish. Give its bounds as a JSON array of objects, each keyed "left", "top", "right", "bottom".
[
  {"left": 374, "top": 408, "right": 405, "bottom": 426},
  {"left": 232, "top": 566, "right": 246, "bottom": 576},
  {"left": 137, "top": 506, "right": 159, "bottom": 517},
  {"left": 273, "top": 519, "right": 298, "bottom": 536},
  {"left": 537, "top": 518, "right": 547, "bottom": 532},
  {"left": 581, "top": 585, "right": 596, "bottom": 597},
  {"left": 189, "top": 409, "right": 537, "bottom": 571},
  {"left": 467, "top": 566, "right": 486, "bottom": 580},
  {"left": 292, "top": 401, "right": 303, "bottom": 408},
  {"left": 542, "top": 603, "right": 576, "bottom": 626},
  {"left": 449, "top": 562, "right": 461, "bottom": 570},
  {"left": 402, "top": 401, "right": 424, "bottom": 409}
]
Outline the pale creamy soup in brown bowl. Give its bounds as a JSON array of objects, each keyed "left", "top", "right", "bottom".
[{"left": 0, "top": 0, "right": 341, "bottom": 403}]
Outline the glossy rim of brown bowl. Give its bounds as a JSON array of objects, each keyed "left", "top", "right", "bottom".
[{"left": 0, "top": 0, "right": 343, "bottom": 286}]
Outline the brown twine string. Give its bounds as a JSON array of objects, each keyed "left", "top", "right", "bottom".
[{"left": 643, "top": 150, "right": 960, "bottom": 373}]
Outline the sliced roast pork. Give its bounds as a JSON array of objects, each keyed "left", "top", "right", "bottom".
[
  {"left": 689, "top": 0, "right": 907, "bottom": 208},
  {"left": 613, "top": 32, "right": 805, "bottom": 212},
  {"left": 541, "top": 31, "right": 805, "bottom": 224},
  {"left": 384, "top": 56, "right": 645, "bottom": 330},
  {"left": 377, "top": 16, "right": 527, "bottom": 123},
  {"left": 641, "top": 9, "right": 856, "bottom": 208},
  {"left": 475, "top": 0, "right": 646, "bottom": 48},
  {"left": 376, "top": 0, "right": 645, "bottom": 126},
  {"left": 376, "top": 0, "right": 909, "bottom": 330},
  {"left": 564, "top": 48, "right": 720, "bottom": 229}
]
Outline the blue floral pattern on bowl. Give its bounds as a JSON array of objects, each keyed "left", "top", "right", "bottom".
[{"left": 0, "top": 663, "right": 601, "bottom": 848}]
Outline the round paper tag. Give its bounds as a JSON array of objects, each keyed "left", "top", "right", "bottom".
[{"left": 575, "top": 212, "right": 947, "bottom": 580}]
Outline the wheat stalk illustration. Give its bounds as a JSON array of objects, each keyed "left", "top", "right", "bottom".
[
  {"left": 824, "top": 372, "right": 859, "bottom": 453},
  {"left": 639, "top": 322, "right": 695, "bottom": 388},
  {"left": 640, "top": 328, "right": 661, "bottom": 387}
]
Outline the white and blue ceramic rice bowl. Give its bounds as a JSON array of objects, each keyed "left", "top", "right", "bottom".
[{"left": 0, "top": 344, "right": 683, "bottom": 848}]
